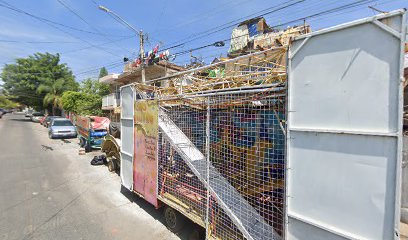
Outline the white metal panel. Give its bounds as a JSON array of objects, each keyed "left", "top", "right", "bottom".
[
  {"left": 289, "top": 20, "right": 400, "bottom": 133},
  {"left": 120, "top": 85, "right": 134, "bottom": 190},
  {"left": 289, "top": 132, "right": 396, "bottom": 239},
  {"left": 121, "top": 86, "right": 133, "bottom": 119},
  {"left": 286, "top": 10, "right": 406, "bottom": 240}
]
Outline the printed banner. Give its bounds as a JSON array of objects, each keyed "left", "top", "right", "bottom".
[{"left": 133, "top": 100, "right": 159, "bottom": 207}]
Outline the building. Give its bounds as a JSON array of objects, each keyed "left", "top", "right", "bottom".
[{"left": 99, "top": 60, "right": 185, "bottom": 123}]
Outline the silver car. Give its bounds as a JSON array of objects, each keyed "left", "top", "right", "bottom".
[
  {"left": 31, "top": 112, "right": 44, "bottom": 122},
  {"left": 48, "top": 118, "right": 77, "bottom": 139}
]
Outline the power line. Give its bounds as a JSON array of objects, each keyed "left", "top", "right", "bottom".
[
  {"left": 160, "top": 0, "right": 305, "bottom": 51},
  {"left": 0, "top": 39, "right": 79, "bottom": 44},
  {"left": 0, "top": 0, "right": 131, "bottom": 38},
  {"left": 60, "top": 36, "right": 134, "bottom": 54},
  {"left": 0, "top": 1, "right": 122, "bottom": 58},
  {"left": 56, "top": 0, "right": 133, "bottom": 53},
  {"left": 160, "top": 0, "right": 383, "bottom": 64},
  {"left": 75, "top": 0, "right": 380, "bottom": 74}
]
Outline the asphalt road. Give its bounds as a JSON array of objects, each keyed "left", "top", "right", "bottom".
[{"left": 0, "top": 114, "right": 198, "bottom": 240}]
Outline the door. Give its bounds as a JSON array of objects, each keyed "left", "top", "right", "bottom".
[
  {"left": 286, "top": 10, "right": 406, "bottom": 240},
  {"left": 120, "top": 85, "right": 135, "bottom": 190}
]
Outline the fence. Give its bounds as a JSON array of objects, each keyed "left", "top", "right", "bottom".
[{"left": 134, "top": 47, "right": 287, "bottom": 240}]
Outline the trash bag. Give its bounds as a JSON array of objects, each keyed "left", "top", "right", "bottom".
[{"left": 90, "top": 155, "right": 107, "bottom": 165}]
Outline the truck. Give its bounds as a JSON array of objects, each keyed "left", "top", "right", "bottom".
[
  {"left": 118, "top": 10, "right": 406, "bottom": 240},
  {"left": 75, "top": 116, "right": 110, "bottom": 152}
]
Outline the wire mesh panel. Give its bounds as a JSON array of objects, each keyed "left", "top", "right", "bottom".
[
  {"left": 158, "top": 101, "right": 208, "bottom": 225},
  {"left": 207, "top": 92, "right": 286, "bottom": 240}
]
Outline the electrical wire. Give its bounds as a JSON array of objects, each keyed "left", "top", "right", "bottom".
[
  {"left": 0, "top": 0, "right": 131, "bottom": 38},
  {"left": 0, "top": 39, "right": 78, "bottom": 44},
  {"left": 56, "top": 0, "right": 133, "bottom": 53},
  {"left": 0, "top": 1, "right": 122, "bottom": 57},
  {"left": 65, "top": 0, "right": 392, "bottom": 77},
  {"left": 160, "top": 0, "right": 305, "bottom": 51},
  {"left": 167, "top": 0, "right": 381, "bottom": 61}
]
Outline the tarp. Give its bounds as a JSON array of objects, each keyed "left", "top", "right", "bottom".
[
  {"left": 90, "top": 116, "right": 110, "bottom": 130},
  {"left": 229, "top": 25, "right": 249, "bottom": 52}
]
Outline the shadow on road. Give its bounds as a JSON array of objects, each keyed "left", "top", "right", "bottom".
[
  {"left": 41, "top": 145, "right": 54, "bottom": 151},
  {"left": 120, "top": 186, "right": 205, "bottom": 240},
  {"left": 8, "top": 118, "right": 32, "bottom": 122}
]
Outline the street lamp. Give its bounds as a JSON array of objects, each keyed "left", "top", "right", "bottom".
[{"left": 98, "top": 5, "right": 146, "bottom": 82}]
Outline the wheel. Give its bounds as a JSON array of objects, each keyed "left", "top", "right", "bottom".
[
  {"left": 163, "top": 206, "right": 186, "bottom": 232},
  {"left": 107, "top": 158, "right": 116, "bottom": 172},
  {"left": 48, "top": 132, "right": 53, "bottom": 139}
]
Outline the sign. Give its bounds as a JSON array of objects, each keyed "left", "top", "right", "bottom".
[{"left": 133, "top": 100, "right": 159, "bottom": 207}]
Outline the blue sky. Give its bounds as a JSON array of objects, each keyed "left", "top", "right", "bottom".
[{"left": 0, "top": 0, "right": 406, "bottom": 83}]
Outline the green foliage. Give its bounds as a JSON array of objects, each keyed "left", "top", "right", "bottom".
[
  {"left": 0, "top": 96, "right": 19, "bottom": 109},
  {"left": 98, "top": 67, "right": 108, "bottom": 79},
  {"left": 61, "top": 91, "right": 102, "bottom": 116},
  {"left": 1, "top": 53, "right": 78, "bottom": 110},
  {"left": 80, "top": 78, "right": 110, "bottom": 97}
]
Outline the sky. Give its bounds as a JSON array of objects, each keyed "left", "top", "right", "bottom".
[{"left": 0, "top": 0, "right": 406, "bottom": 83}]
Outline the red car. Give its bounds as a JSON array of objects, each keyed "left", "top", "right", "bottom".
[{"left": 39, "top": 114, "right": 48, "bottom": 125}]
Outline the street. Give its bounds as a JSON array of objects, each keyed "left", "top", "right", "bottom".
[{"left": 0, "top": 114, "right": 192, "bottom": 240}]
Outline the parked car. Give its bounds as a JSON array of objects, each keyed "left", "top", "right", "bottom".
[
  {"left": 48, "top": 118, "right": 77, "bottom": 139},
  {"left": 43, "top": 116, "right": 59, "bottom": 127},
  {"left": 39, "top": 114, "right": 48, "bottom": 125},
  {"left": 30, "top": 112, "right": 44, "bottom": 122},
  {"left": 25, "top": 109, "right": 33, "bottom": 118}
]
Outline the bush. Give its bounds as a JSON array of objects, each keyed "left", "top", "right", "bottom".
[{"left": 61, "top": 91, "right": 102, "bottom": 116}]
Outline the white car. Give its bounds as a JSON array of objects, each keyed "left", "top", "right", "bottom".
[{"left": 30, "top": 112, "right": 44, "bottom": 122}]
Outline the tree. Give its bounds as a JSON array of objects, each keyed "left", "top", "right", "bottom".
[
  {"left": 98, "top": 67, "right": 108, "bottom": 79},
  {"left": 61, "top": 91, "right": 102, "bottom": 116},
  {"left": 37, "top": 78, "right": 65, "bottom": 115},
  {"left": 1, "top": 53, "right": 78, "bottom": 110},
  {"left": 0, "top": 96, "right": 19, "bottom": 109},
  {"left": 80, "top": 78, "right": 110, "bottom": 97}
]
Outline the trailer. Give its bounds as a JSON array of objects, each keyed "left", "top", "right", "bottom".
[
  {"left": 76, "top": 116, "right": 110, "bottom": 152},
  {"left": 119, "top": 10, "right": 406, "bottom": 240}
]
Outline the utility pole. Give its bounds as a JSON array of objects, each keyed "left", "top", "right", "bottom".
[
  {"left": 139, "top": 31, "right": 146, "bottom": 83},
  {"left": 99, "top": 5, "right": 146, "bottom": 83}
]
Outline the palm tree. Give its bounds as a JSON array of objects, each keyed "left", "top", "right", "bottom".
[{"left": 37, "top": 78, "right": 65, "bottom": 115}]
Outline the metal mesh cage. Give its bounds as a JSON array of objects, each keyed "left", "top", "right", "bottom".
[
  {"left": 135, "top": 47, "right": 287, "bottom": 240},
  {"left": 158, "top": 102, "right": 208, "bottom": 226}
]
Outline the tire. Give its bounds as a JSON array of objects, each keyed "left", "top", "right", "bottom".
[
  {"left": 49, "top": 132, "right": 53, "bottom": 139},
  {"left": 108, "top": 159, "right": 116, "bottom": 172},
  {"left": 163, "top": 206, "right": 186, "bottom": 232}
]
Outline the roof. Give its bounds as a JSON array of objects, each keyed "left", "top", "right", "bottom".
[
  {"left": 99, "top": 73, "right": 120, "bottom": 84},
  {"left": 238, "top": 17, "right": 264, "bottom": 27},
  {"left": 117, "top": 61, "right": 185, "bottom": 83},
  {"left": 156, "top": 61, "right": 186, "bottom": 71}
]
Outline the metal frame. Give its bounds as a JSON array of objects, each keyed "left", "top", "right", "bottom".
[
  {"left": 120, "top": 84, "right": 135, "bottom": 191},
  {"left": 286, "top": 9, "right": 406, "bottom": 240}
]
